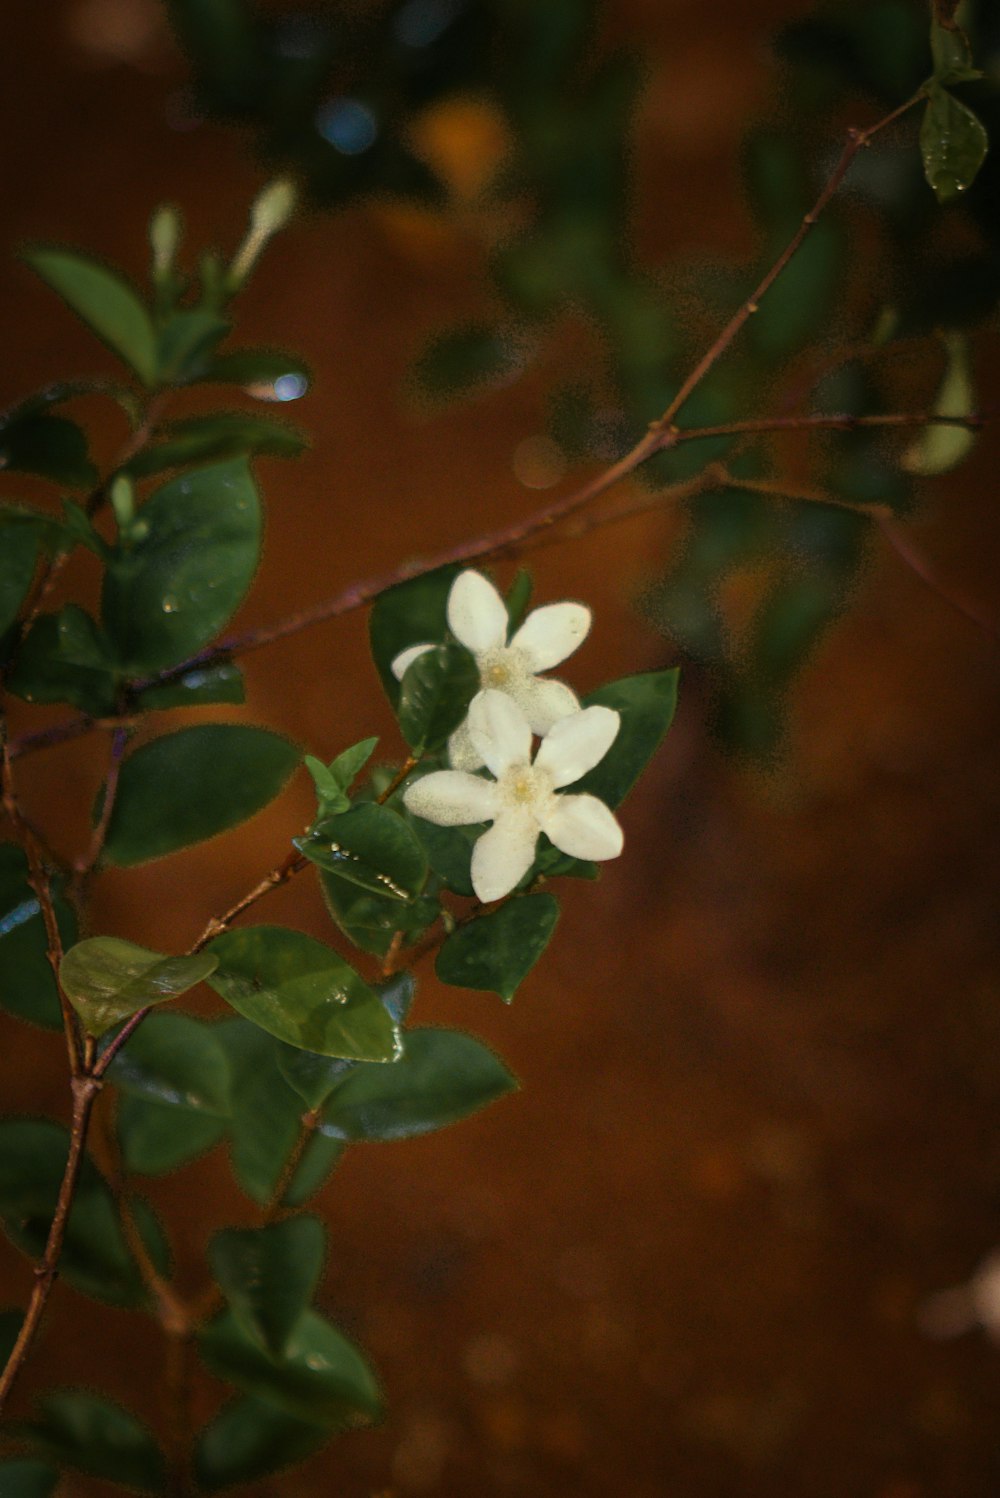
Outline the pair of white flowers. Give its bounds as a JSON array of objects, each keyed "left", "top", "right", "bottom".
[{"left": 395, "top": 570, "right": 624, "bottom": 904}]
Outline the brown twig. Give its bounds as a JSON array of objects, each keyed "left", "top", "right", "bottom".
[
  {"left": 878, "top": 516, "right": 1000, "bottom": 641},
  {"left": 665, "top": 410, "right": 986, "bottom": 447},
  {"left": 654, "top": 92, "right": 924, "bottom": 431},
  {"left": 0, "top": 1074, "right": 101, "bottom": 1413},
  {"left": 73, "top": 724, "right": 130, "bottom": 890}
]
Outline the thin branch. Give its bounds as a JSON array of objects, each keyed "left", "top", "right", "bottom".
[
  {"left": 1, "top": 712, "right": 81, "bottom": 1072},
  {"left": 73, "top": 724, "right": 130, "bottom": 889},
  {"left": 878, "top": 516, "right": 1000, "bottom": 642},
  {"left": 0, "top": 1074, "right": 101, "bottom": 1413},
  {"left": 654, "top": 92, "right": 924, "bottom": 431},
  {"left": 93, "top": 848, "right": 310, "bottom": 1083},
  {"left": 666, "top": 410, "right": 986, "bottom": 447}
]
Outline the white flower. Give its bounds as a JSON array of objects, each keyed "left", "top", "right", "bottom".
[
  {"left": 391, "top": 569, "right": 591, "bottom": 770},
  {"left": 403, "top": 690, "right": 623, "bottom": 903}
]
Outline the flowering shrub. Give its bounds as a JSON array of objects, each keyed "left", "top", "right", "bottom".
[{"left": 0, "top": 3, "right": 993, "bottom": 1491}]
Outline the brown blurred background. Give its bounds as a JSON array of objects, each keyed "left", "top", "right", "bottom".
[{"left": 2, "top": 1, "right": 1000, "bottom": 1494}]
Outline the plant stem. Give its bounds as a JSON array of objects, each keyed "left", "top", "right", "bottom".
[
  {"left": 654, "top": 92, "right": 924, "bottom": 431},
  {"left": 0, "top": 1074, "right": 101, "bottom": 1413},
  {"left": 73, "top": 723, "right": 130, "bottom": 891}
]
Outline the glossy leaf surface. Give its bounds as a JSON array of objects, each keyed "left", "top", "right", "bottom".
[
  {"left": 135, "top": 661, "right": 245, "bottom": 710},
  {"left": 109, "top": 1011, "right": 232, "bottom": 1114},
  {"left": 397, "top": 643, "right": 479, "bottom": 752},
  {"left": 436, "top": 893, "right": 559, "bottom": 1001},
  {"left": 102, "top": 457, "right": 261, "bottom": 672},
  {"left": 60, "top": 937, "right": 217, "bottom": 1037},
  {"left": 210, "top": 1216, "right": 326, "bottom": 1358},
  {"left": 208, "top": 926, "right": 400, "bottom": 1061},
  {"left": 296, "top": 803, "right": 427, "bottom": 900},
  {"left": 320, "top": 1027, "right": 517, "bottom": 1142},
  {"left": 921, "top": 83, "right": 988, "bottom": 202},
  {"left": 319, "top": 868, "right": 438, "bottom": 959},
  {"left": 102, "top": 725, "right": 300, "bottom": 866}
]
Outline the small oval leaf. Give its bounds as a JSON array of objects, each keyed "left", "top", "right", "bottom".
[
  {"left": 207, "top": 926, "right": 400, "bottom": 1061},
  {"left": 60, "top": 937, "right": 218, "bottom": 1037}
]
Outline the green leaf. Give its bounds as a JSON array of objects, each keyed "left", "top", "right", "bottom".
[
  {"left": 134, "top": 661, "right": 245, "bottom": 710},
  {"left": 102, "top": 457, "right": 261, "bottom": 673},
  {"left": 284, "top": 1131, "right": 345, "bottom": 1208},
  {"left": 930, "top": 16, "right": 982, "bottom": 85},
  {"left": 369, "top": 565, "right": 459, "bottom": 703},
  {"left": 413, "top": 323, "right": 526, "bottom": 403},
  {"left": 0, "top": 843, "right": 77, "bottom": 1030},
  {"left": 902, "top": 334, "right": 976, "bottom": 475},
  {"left": 118, "top": 1094, "right": 228, "bottom": 1175},
  {"left": 198, "top": 1307, "right": 381, "bottom": 1429},
  {"left": 921, "top": 83, "right": 989, "bottom": 203},
  {"left": 191, "top": 348, "right": 311, "bottom": 401},
  {"left": 319, "top": 869, "right": 439, "bottom": 959},
  {"left": 397, "top": 643, "right": 479, "bottom": 753},
  {"left": 320, "top": 1027, "right": 517, "bottom": 1142},
  {"left": 60, "top": 498, "right": 110, "bottom": 558},
  {"left": 156, "top": 309, "right": 230, "bottom": 384},
  {"left": 304, "top": 755, "right": 349, "bottom": 816},
  {"left": 296, "top": 803, "right": 427, "bottom": 900},
  {"left": 194, "top": 1395, "right": 326, "bottom": 1492},
  {"left": 0, "top": 412, "right": 97, "bottom": 489},
  {"left": 102, "top": 725, "right": 300, "bottom": 866},
  {"left": 276, "top": 1047, "right": 354, "bottom": 1110},
  {"left": 0, "top": 1460, "right": 59, "bottom": 1498},
  {"left": 410, "top": 815, "right": 480, "bottom": 897},
  {"left": 505, "top": 569, "right": 533, "bottom": 630},
  {"left": 276, "top": 972, "right": 416, "bottom": 1104},
  {"left": 210, "top": 1217, "right": 326, "bottom": 1358},
  {"left": 24, "top": 249, "right": 158, "bottom": 386},
  {"left": 207, "top": 925, "right": 401, "bottom": 1061},
  {"left": 216, "top": 1020, "right": 312, "bottom": 1204},
  {"left": 0, "top": 1120, "right": 154, "bottom": 1305},
  {"left": 328, "top": 736, "right": 379, "bottom": 793},
  {"left": 6, "top": 605, "right": 119, "bottom": 715},
  {"left": 0, "top": 525, "right": 39, "bottom": 643},
  {"left": 574, "top": 669, "right": 680, "bottom": 808},
  {"left": 60, "top": 937, "right": 218, "bottom": 1038},
  {"left": 24, "top": 1391, "right": 164, "bottom": 1493},
  {"left": 109, "top": 1011, "right": 232, "bottom": 1114},
  {"left": 125, "top": 412, "right": 306, "bottom": 478},
  {"left": 435, "top": 893, "right": 559, "bottom": 1002}
]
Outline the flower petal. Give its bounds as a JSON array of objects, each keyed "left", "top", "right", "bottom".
[
  {"left": 541, "top": 793, "right": 623, "bottom": 861},
  {"left": 447, "top": 570, "right": 509, "bottom": 655},
  {"left": 511, "top": 601, "right": 591, "bottom": 671},
  {"left": 391, "top": 642, "right": 434, "bottom": 682},
  {"left": 467, "top": 690, "right": 532, "bottom": 779},
  {"left": 404, "top": 770, "right": 497, "bottom": 827},
  {"left": 534, "top": 705, "right": 620, "bottom": 788},
  {"left": 470, "top": 812, "right": 539, "bottom": 902},
  {"left": 510, "top": 674, "right": 579, "bottom": 735},
  {"left": 447, "top": 718, "right": 485, "bottom": 771}
]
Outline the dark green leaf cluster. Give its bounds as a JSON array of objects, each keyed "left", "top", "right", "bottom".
[{"left": 0, "top": 174, "right": 684, "bottom": 1492}]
